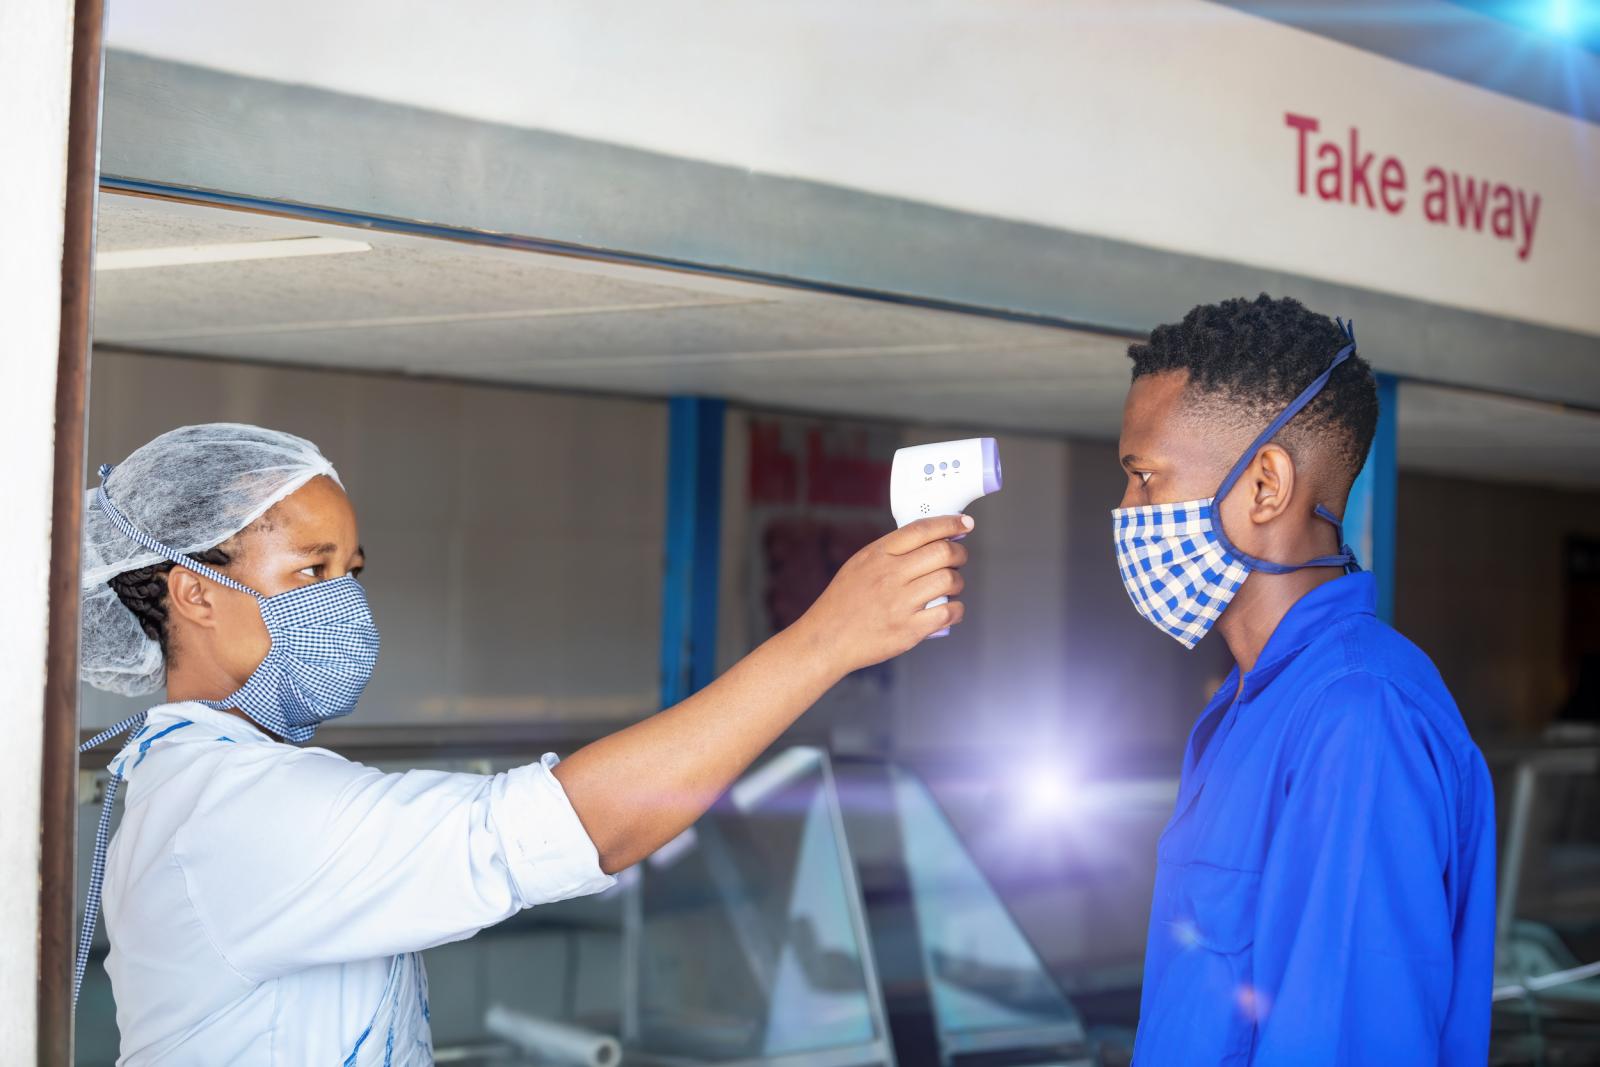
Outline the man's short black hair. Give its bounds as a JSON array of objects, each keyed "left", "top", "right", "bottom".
[{"left": 1128, "top": 294, "right": 1379, "bottom": 494}]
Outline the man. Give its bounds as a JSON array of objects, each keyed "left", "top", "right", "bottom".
[{"left": 1116, "top": 296, "right": 1495, "bottom": 1064}]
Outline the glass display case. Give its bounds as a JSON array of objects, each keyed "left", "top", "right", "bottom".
[
  {"left": 74, "top": 744, "right": 1092, "bottom": 1066},
  {"left": 79, "top": 735, "right": 1600, "bottom": 1066},
  {"left": 1488, "top": 743, "right": 1600, "bottom": 1066},
  {"left": 829, "top": 757, "right": 1090, "bottom": 1067}
]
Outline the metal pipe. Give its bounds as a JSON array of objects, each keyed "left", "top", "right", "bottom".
[{"left": 1492, "top": 958, "right": 1600, "bottom": 1002}]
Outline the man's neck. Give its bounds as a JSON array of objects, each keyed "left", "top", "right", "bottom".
[{"left": 1216, "top": 566, "right": 1341, "bottom": 678}]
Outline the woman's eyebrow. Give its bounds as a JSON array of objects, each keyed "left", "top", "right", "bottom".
[{"left": 294, "top": 541, "right": 341, "bottom": 556}]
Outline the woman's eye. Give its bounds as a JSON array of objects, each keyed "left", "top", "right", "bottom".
[{"left": 298, "top": 565, "right": 320, "bottom": 579}]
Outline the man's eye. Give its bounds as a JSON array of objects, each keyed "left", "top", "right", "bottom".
[{"left": 1138, "top": 471, "right": 1154, "bottom": 486}]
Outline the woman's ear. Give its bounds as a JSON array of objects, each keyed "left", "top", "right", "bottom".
[
  {"left": 165, "top": 566, "right": 219, "bottom": 632},
  {"left": 1247, "top": 444, "right": 1297, "bottom": 525}
]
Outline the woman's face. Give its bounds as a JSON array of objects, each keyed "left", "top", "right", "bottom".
[{"left": 178, "top": 474, "right": 365, "bottom": 691}]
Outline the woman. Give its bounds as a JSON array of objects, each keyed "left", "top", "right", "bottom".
[{"left": 78, "top": 423, "right": 971, "bottom": 1065}]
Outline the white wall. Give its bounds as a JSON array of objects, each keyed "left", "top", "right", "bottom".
[
  {"left": 83, "top": 350, "right": 668, "bottom": 731},
  {"left": 0, "top": 0, "right": 77, "bottom": 1058}
]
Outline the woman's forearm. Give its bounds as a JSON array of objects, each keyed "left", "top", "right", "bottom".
[
  {"left": 550, "top": 513, "right": 972, "bottom": 873},
  {"left": 551, "top": 620, "right": 842, "bottom": 873}
]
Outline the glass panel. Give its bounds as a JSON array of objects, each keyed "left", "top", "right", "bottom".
[
  {"left": 637, "top": 747, "right": 879, "bottom": 1060},
  {"left": 1490, "top": 750, "right": 1600, "bottom": 1065},
  {"left": 890, "top": 765, "right": 1084, "bottom": 1043},
  {"left": 1511, "top": 767, "right": 1600, "bottom": 932},
  {"left": 1497, "top": 751, "right": 1600, "bottom": 994}
]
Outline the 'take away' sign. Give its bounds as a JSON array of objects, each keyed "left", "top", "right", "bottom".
[{"left": 1285, "top": 112, "right": 1543, "bottom": 261}]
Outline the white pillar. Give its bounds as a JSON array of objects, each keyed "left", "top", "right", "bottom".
[{"left": 0, "top": 0, "right": 85, "bottom": 1060}]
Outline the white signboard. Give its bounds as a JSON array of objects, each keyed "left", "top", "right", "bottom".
[{"left": 109, "top": 0, "right": 1600, "bottom": 336}]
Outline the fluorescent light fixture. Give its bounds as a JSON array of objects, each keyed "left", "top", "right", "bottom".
[{"left": 95, "top": 236, "right": 371, "bottom": 272}]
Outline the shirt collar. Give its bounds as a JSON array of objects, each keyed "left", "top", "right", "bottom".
[
  {"left": 1239, "top": 571, "right": 1377, "bottom": 697},
  {"left": 161, "top": 701, "right": 273, "bottom": 741},
  {"left": 110, "top": 701, "right": 273, "bottom": 775}
]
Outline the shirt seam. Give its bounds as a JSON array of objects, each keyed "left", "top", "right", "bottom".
[
  {"left": 1167, "top": 857, "right": 1263, "bottom": 877},
  {"left": 173, "top": 822, "right": 266, "bottom": 986},
  {"left": 1289, "top": 646, "right": 1474, "bottom": 871},
  {"left": 1326, "top": 632, "right": 1475, "bottom": 796}
]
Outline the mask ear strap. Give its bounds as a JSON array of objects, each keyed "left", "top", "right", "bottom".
[
  {"left": 95, "top": 464, "right": 262, "bottom": 599},
  {"left": 1208, "top": 319, "right": 1361, "bottom": 575}
]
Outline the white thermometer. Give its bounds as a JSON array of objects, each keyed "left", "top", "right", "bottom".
[{"left": 889, "top": 437, "right": 1002, "bottom": 637}]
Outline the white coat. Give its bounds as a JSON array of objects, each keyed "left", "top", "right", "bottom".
[{"left": 96, "top": 701, "right": 615, "bottom": 1065}]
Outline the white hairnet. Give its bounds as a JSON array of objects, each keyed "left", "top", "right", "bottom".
[{"left": 80, "top": 423, "right": 341, "bottom": 696}]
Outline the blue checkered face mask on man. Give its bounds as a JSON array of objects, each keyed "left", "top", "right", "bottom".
[
  {"left": 1112, "top": 320, "right": 1363, "bottom": 649},
  {"left": 92, "top": 464, "right": 380, "bottom": 741}
]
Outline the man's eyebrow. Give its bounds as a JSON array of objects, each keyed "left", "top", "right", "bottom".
[{"left": 1120, "top": 454, "right": 1145, "bottom": 471}]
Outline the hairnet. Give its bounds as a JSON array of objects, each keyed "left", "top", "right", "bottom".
[{"left": 80, "top": 423, "right": 341, "bottom": 696}]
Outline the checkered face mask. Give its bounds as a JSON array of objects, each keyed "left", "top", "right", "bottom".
[
  {"left": 1112, "top": 499, "right": 1252, "bottom": 649},
  {"left": 1113, "top": 319, "right": 1364, "bottom": 649},
  {"left": 94, "top": 466, "right": 380, "bottom": 741}
]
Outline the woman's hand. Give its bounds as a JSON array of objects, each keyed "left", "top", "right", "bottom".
[{"left": 792, "top": 514, "right": 973, "bottom": 676}]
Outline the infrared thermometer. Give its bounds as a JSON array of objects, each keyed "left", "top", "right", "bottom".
[{"left": 889, "top": 437, "right": 1002, "bottom": 637}]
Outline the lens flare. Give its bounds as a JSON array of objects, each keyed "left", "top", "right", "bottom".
[
  {"left": 1017, "top": 762, "right": 1077, "bottom": 821},
  {"left": 1546, "top": 0, "right": 1574, "bottom": 35}
]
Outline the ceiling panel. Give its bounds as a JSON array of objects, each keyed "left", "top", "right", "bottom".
[
  {"left": 95, "top": 202, "right": 766, "bottom": 340},
  {"left": 123, "top": 311, "right": 1112, "bottom": 374},
  {"left": 90, "top": 193, "right": 1600, "bottom": 488},
  {"left": 1398, "top": 385, "right": 1600, "bottom": 491}
]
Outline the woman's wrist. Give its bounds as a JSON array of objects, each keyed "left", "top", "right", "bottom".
[{"left": 776, "top": 610, "right": 856, "bottom": 687}]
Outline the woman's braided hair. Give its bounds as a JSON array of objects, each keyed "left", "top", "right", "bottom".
[{"left": 106, "top": 545, "right": 234, "bottom": 663}]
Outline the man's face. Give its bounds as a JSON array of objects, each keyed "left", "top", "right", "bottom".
[{"left": 1117, "top": 370, "right": 1239, "bottom": 511}]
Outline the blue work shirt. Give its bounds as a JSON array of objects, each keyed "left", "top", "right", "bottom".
[{"left": 1133, "top": 572, "right": 1496, "bottom": 1065}]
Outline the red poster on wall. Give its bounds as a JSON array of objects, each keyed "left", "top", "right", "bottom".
[{"left": 745, "top": 415, "right": 899, "bottom": 698}]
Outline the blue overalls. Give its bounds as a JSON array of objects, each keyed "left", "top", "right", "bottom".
[{"left": 1133, "top": 572, "right": 1496, "bottom": 1065}]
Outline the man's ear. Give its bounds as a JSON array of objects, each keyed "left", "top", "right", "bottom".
[
  {"left": 1246, "top": 444, "right": 1297, "bottom": 526},
  {"left": 165, "top": 566, "right": 221, "bottom": 632}
]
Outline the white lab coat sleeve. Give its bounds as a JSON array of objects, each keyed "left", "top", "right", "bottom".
[{"left": 173, "top": 746, "right": 616, "bottom": 982}]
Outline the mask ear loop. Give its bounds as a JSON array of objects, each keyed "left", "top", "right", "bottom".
[
  {"left": 73, "top": 712, "right": 147, "bottom": 1004},
  {"left": 1207, "top": 319, "right": 1362, "bottom": 575},
  {"left": 74, "top": 467, "right": 271, "bottom": 1004},
  {"left": 94, "top": 464, "right": 265, "bottom": 600}
]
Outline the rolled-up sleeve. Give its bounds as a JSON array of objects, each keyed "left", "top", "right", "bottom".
[{"left": 174, "top": 747, "right": 615, "bottom": 982}]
